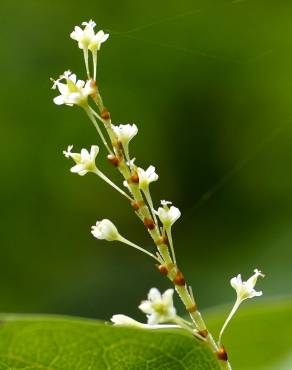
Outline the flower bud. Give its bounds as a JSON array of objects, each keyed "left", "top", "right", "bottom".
[{"left": 91, "top": 219, "right": 120, "bottom": 241}]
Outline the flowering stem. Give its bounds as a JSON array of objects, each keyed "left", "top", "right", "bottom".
[
  {"left": 94, "top": 169, "right": 133, "bottom": 201},
  {"left": 92, "top": 51, "right": 97, "bottom": 81},
  {"left": 173, "top": 316, "right": 197, "bottom": 336},
  {"left": 89, "top": 107, "right": 118, "bottom": 145},
  {"left": 83, "top": 48, "right": 90, "bottom": 79},
  {"left": 84, "top": 106, "right": 113, "bottom": 154},
  {"left": 218, "top": 298, "right": 241, "bottom": 346},
  {"left": 118, "top": 236, "right": 160, "bottom": 262},
  {"left": 165, "top": 226, "right": 176, "bottom": 264},
  {"left": 142, "top": 188, "right": 158, "bottom": 226}
]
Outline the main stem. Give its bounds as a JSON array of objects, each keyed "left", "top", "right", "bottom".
[{"left": 89, "top": 92, "right": 232, "bottom": 370}]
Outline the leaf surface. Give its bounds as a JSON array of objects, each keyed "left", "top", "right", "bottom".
[{"left": 0, "top": 315, "right": 220, "bottom": 370}]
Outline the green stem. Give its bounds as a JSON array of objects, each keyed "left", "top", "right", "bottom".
[
  {"left": 94, "top": 169, "right": 133, "bottom": 201},
  {"left": 119, "top": 236, "right": 160, "bottom": 262},
  {"left": 84, "top": 106, "right": 113, "bottom": 154}
]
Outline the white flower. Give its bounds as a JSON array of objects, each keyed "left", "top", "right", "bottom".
[
  {"left": 88, "top": 30, "right": 109, "bottom": 52},
  {"left": 219, "top": 268, "right": 265, "bottom": 343},
  {"left": 70, "top": 20, "right": 109, "bottom": 51},
  {"left": 137, "top": 166, "right": 158, "bottom": 191},
  {"left": 156, "top": 201, "right": 181, "bottom": 228},
  {"left": 111, "top": 124, "right": 138, "bottom": 146},
  {"left": 63, "top": 145, "right": 99, "bottom": 176},
  {"left": 231, "top": 269, "right": 265, "bottom": 302},
  {"left": 139, "top": 288, "right": 176, "bottom": 325},
  {"left": 52, "top": 71, "right": 95, "bottom": 107},
  {"left": 70, "top": 21, "right": 109, "bottom": 80},
  {"left": 70, "top": 20, "right": 96, "bottom": 50},
  {"left": 91, "top": 219, "right": 120, "bottom": 241}
]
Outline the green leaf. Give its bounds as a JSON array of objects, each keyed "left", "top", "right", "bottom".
[
  {"left": 206, "top": 299, "right": 292, "bottom": 370},
  {"left": 0, "top": 315, "right": 220, "bottom": 370}
]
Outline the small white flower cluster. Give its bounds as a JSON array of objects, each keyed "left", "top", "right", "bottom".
[
  {"left": 111, "top": 269, "right": 264, "bottom": 341},
  {"left": 52, "top": 20, "right": 109, "bottom": 110}
]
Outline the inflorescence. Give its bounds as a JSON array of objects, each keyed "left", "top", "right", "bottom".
[{"left": 51, "top": 20, "right": 265, "bottom": 370}]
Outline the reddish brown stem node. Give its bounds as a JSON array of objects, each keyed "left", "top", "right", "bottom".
[
  {"left": 198, "top": 329, "right": 208, "bottom": 338},
  {"left": 187, "top": 304, "right": 197, "bottom": 313},
  {"left": 156, "top": 264, "right": 168, "bottom": 276},
  {"left": 173, "top": 270, "right": 186, "bottom": 286},
  {"left": 217, "top": 346, "right": 228, "bottom": 361},
  {"left": 156, "top": 235, "right": 168, "bottom": 246},
  {"left": 129, "top": 172, "right": 139, "bottom": 183},
  {"left": 101, "top": 108, "right": 110, "bottom": 120},
  {"left": 107, "top": 154, "right": 120, "bottom": 167},
  {"left": 144, "top": 217, "right": 155, "bottom": 230}
]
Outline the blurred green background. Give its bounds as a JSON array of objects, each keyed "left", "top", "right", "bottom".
[{"left": 1, "top": 0, "right": 291, "bottom": 323}]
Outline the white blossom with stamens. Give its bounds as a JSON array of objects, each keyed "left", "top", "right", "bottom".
[
  {"left": 70, "top": 20, "right": 109, "bottom": 79},
  {"left": 52, "top": 71, "right": 95, "bottom": 107},
  {"left": 139, "top": 288, "right": 176, "bottom": 325},
  {"left": 70, "top": 20, "right": 97, "bottom": 50},
  {"left": 63, "top": 145, "right": 99, "bottom": 176},
  {"left": 156, "top": 201, "right": 181, "bottom": 228},
  {"left": 219, "top": 269, "right": 265, "bottom": 344},
  {"left": 91, "top": 219, "right": 120, "bottom": 242},
  {"left": 88, "top": 30, "right": 109, "bottom": 52},
  {"left": 137, "top": 166, "right": 158, "bottom": 191},
  {"left": 231, "top": 269, "right": 264, "bottom": 301}
]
